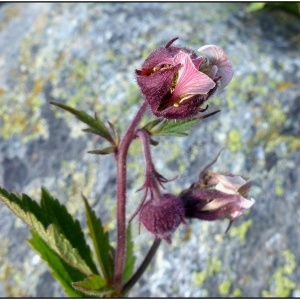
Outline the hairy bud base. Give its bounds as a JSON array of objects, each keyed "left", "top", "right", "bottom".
[{"left": 139, "top": 194, "right": 186, "bottom": 243}]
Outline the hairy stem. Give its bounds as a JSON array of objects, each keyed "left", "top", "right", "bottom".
[
  {"left": 129, "top": 129, "right": 167, "bottom": 223},
  {"left": 122, "top": 238, "right": 161, "bottom": 295},
  {"left": 136, "top": 129, "right": 162, "bottom": 199},
  {"left": 113, "top": 101, "right": 148, "bottom": 295}
]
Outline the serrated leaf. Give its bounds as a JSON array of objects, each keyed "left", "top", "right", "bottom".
[
  {"left": 40, "top": 188, "right": 99, "bottom": 275},
  {"left": 28, "top": 231, "right": 86, "bottom": 297},
  {"left": 49, "top": 224, "right": 93, "bottom": 275},
  {"left": 88, "top": 146, "right": 116, "bottom": 155},
  {"left": 0, "top": 187, "right": 92, "bottom": 276},
  {"left": 107, "top": 121, "right": 120, "bottom": 147},
  {"left": 18, "top": 192, "right": 49, "bottom": 228},
  {"left": 142, "top": 119, "right": 163, "bottom": 132},
  {"left": 50, "top": 101, "right": 114, "bottom": 144},
  {"left": 72, "top": 274, "right": 115, "bottom": 297},
  {"left": 123, "top": 224, "right": 135, "bottom": 282},
  {"left": 145, "top": 111, "right": 220, "bottom": 137},
  {"left": 83, "top": 195, "right": 114, "bottom": 282}
]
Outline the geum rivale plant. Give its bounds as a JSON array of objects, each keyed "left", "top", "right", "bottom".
[{"left": 0, "top": 37, "right": 255, "bottom": 297}]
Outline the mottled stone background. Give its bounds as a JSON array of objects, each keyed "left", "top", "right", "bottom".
[{"left": 0, "top": 2, "right": 300, "bottom": 297}]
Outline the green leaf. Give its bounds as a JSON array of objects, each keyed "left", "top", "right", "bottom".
[
  {"left": 72, "top": 275, "right": 115, "bottom": 297},
  {"left": 88, "top": 146, "right": 116, "bottom": 155},
  {"left": 40, "top": 188, "right": 99, "bottom": 275},
  {"left": 270, "top": 3, "right": 300, "bottom": 16},
  {"left": 246, "top": 2, "right": 266, "bottom": 12},
  {"left": 123, "top": 224, "right": 135, "bottom": 282},
  {"left": 107, "top": 121, "right": 120, "bottom": 147},
  {"left": 28, "top": 231, "right": 86, "bottom": 297},
  {"left": 247, "top": 3, "right": 300, "bottom": 16},
  {"left": 144, "top": 111, "right": 219, "bottom": 137},
  {"left": 142, "top": 119, "right": 162, "bottom": 132},
  {"left": 83, "top": 195, "right": 114, "bottom": 282},
  {"left": 0, "top": 187, "right": 93, "bottom": 276},
  {"left": 50, "top": 101, "right": 114, "bottom": 144}
]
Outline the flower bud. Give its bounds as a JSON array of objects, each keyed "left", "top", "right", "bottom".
[
  {"left": 139, "top": 193, "right": 186, "bottom": 243},
  {"left": 136, "top": 38, "right": 233, "bottom": 119}
]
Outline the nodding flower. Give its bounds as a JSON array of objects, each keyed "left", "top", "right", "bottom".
[
  {"left": 136, "top": 37, "right": 233, "bottom": 119},
  {"left": 179, "top": 150, "right": 254, "bottom": 232}
]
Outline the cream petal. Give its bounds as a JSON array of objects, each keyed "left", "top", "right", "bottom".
[
  {"left": 214, "top": 174, "right": 246, "bottom": 195},
  {"left": 242, "top": 197, "right": 255, "bottom": 209}
]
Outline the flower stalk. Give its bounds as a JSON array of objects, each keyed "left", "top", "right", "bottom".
[
  {"left": 122, "top": 238, "right": 161, "bottom": 295},
  {"left": 113, "top": 101, "right": 148, "bottom": 295}
]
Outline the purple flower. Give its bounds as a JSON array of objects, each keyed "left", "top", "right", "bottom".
[
  {"left": 180, "top": 152, "right": 254, "bottom": 231},
  {"left": 139, "top": 193, "right": 186, "bottom": 243},
  {"left": 136, "top": 38, "right": 231, "bottom": 119}
]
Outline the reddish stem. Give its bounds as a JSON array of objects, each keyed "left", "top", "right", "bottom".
[
  {"left": 136, "top": 129, "right": 162, "bottom": 199},
  {"left": 122, "top": 238, "right": 161, "bottom": 295},
  {"left": 113, "top": 101, "right": 148, "bottom": 295}
]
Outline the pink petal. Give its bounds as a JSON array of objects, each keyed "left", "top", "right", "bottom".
[
  {"left": 192, "top": 57, "right": 204, "bottom": 70},
  {"left": 211, "top": 65, "right": 218, "bottom": 78},
  {"left": 172, "top": 51, "right": 215, "bottom": 102},
  {"left": 198, "top": 45, "right": 234, "bottom": 88}
]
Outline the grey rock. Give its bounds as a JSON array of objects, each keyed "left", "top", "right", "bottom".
[{"left": 0, "top": 2, "right": 299, "bottom": 298}]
